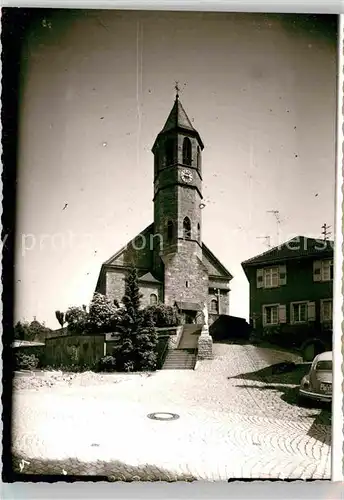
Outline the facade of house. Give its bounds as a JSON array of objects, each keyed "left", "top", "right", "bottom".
[
  {"left": 241, "top": 236, "right": 333, "bottom": 349},
  {"left": 95, "top": 94, "right": 233, "bottom": 324}
]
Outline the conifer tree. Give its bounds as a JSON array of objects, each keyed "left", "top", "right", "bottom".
[
  {"left": 116, "top": 268, "right": 158, "bottom": 371},
  {"left": 116, "top": 268, "right": 143, "bottom": 371}
]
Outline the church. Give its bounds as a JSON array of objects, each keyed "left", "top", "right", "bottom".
[{"left": 95, "top": 92, "right": 233, "bottom": 325}]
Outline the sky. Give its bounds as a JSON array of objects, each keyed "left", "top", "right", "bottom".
[{"left": 15, "top": 10, "right": 337, "bottom": 329}]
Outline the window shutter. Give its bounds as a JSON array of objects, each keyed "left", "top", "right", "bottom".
[
  {"left": 307, "top": 301, "right": 316, "bottom": 322},
  {"left": 262, "top": 306, "right": 267, "bottom": 326},
  {"left": 279, "top": 264, "right": 287, "bottom": 286},
  {"left": 313, "top": 260, "right": 322, "bottom": 282},
  {"left": 257, "top": 269, "right": 264, "bottom": 288},
  {"left": 290, "top": 303, "right": 294, "bottom": 324},
  {"left": 278, "top": 304, "right": 286, "bottom": 323}
]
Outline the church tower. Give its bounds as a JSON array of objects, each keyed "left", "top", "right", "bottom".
[{"left": 151, "top": 91, "right": 209, "bottom": 319}]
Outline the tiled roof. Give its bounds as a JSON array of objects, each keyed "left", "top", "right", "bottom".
[
  {"left": 242, "top": 236, "right": 334, "bottom": 267},
  {"left": 138, "top": 272, "right": 161, "bottom": 284}
]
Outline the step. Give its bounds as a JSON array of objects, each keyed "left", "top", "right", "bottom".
[{"left": 162, "top": 348, "right": 197, "bottom": 370}]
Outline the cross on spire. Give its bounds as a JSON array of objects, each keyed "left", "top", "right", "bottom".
[{"left": 174, "top": 81, "right": 180, "bottom": 99}]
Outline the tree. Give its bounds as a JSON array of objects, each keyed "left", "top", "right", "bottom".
[
  {"left": 14, "top": 321, "right": 28, "bottom": 340},
  {"left": 144, "top": 304, "right": 180, "bottom": 327},
  {"left": 136, "top": 308, "right": 158, "bottom": 370},
  {"left": 65, "top": 306, "right": 89, "bottom": 334},
  {"left": 14, "top": 319, "right": 52, "bottom": 342},
  {"left": 88, "top": 292, "right": 122, "bottom": 333},
  {"left": 115, "top": 268, "right": 142, "bottom": 371},
  {"left": 55, "top": 310, "right": 65, "bottom": 328},
  {"left": 29, "top": 319, "right": 52, "bottom": 341},
  {"left": 116, "top": 268, "right": 158, "bottom": 372}
]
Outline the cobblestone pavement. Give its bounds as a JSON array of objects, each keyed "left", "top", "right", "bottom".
[{"left": 12, "top": 343, "right": 331, "bottom": 480}]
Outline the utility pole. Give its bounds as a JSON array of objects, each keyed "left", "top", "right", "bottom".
[
  {"left": 256, "top": 236, "right": 271, "bottom": 248},
  {"left": 267, "top": 210, "right": 281, "bottom": 246},
  {"left": 321, "top": 223, "right": 331, "bottom": 241}
]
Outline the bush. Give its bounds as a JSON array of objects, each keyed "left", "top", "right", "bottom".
[
  {"left": 65, "top": 307, "right": 89, "bottom": 334},
  {"left": 144, "top": 304, "right": 180, "bottom": 328},
  {"left": 87, "top": 293, "right": 122, "bottom": 333},
  {"left": 15, "top": 352, "right": 39, "bottom": 370},
  {"left": 97, "top": 356, "right": 117, "bottom": 372},
  {"left": 14, "top": 319, "right": 52, "bottom": 342}
]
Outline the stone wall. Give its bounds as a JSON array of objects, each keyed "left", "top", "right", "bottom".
[
  {"left": 105, "top": 269, "right": 126, "bottom": 304},
  {"left": 197, "top": 332, "right": 213, "bottom": 360},
  {"left": 45, "top": 334, "right": 105, "bottom": 368},
  {"left": 163, "top": 242, "right": 208, "bottom": 307},
  {"left": 139, "top": 282, "right": 163, "bottom": 308}
]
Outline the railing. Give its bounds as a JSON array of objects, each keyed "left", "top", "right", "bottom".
[{"left": 157, "top": 338, "right": 170, "bottom": 369}]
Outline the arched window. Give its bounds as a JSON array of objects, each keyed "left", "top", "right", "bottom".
[
  {"left": 150, "top": 293, "right": 158, "bottom": 306},
  {"left": 197, "top": 223, "right": 201, "bottom": 241},
  {"left": 197, "top": 146, "right": 201, "bottom": 171},
  {"left": 167, "top": 220, "right": 174, "bottom": 241},
  {"left": 183, "top": 137, "right": 192, "bottom": 166},
  {"left": 210, "top": 299, "right": 219, "bottom": 314},
  {"left": 165, "top": 138, "right": 175, "bottom": 166},
  {"left": 183, "top": 217, "right": 191, "bottom": 240}
]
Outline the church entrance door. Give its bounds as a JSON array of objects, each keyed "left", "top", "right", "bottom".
[{"left": 184, "top": 311, "right": 196, "bottom": 324}]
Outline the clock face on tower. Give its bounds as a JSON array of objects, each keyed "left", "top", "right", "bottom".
[{"left": 181, "top": 169, "right": 193, "bottom": 183}]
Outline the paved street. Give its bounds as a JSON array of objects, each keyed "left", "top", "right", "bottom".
[{"left": 12, "top": 343, "right": 331, "bottom": 480}]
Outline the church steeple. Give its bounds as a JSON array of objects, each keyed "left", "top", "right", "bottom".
[{"left": 152, "top": 92, "right": 204, "bottom": 153}]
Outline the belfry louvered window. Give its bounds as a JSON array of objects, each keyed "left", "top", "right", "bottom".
[{"left": 183, "top": 217, "right": 191, "bottom": 240}]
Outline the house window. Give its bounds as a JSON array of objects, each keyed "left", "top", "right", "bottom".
[
  {"left": 321, "top": 299, "right": 333, "bottom": 322},
  {"left": 197, "top": 223, "right": 201, "bottom": 241},
  {"left": 185, "top": 281, "right": 189, "bottom": 288},
  {"left": 263, "top": 304, "right": 279, "bottom": 326},
  {"left": 314, "top": 259, "right": 334, "bottom": 282},
  {"left": 291, "top": 302, "right": 307, "bottom": 323},
  {"left": 183, "top": 137, "right": 192, "bottom": 166},
  {"left": 322, "top": 260, "right": 334, "bottom": 281},
  {"left": 150, "top": 293, "right": 158, "bottom": 306},
  {"left": 264, "top": 267, "right": 279, "bottom": 288},
  {"left": 210, "top": 299, "right": 219, "bottom": 314},
  {"left": 183, "top": 217, "right": 191, "bottom": 240},
  {"left": 165, "top": 138, "right": 175, "bottom": 166}
]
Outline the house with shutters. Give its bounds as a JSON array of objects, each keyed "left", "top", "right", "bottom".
[{"left": 241, "top": 236, "right": 333, "bottom": 349}]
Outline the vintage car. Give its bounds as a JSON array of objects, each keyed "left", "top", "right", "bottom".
[{"left": 299, "top": 351, "right": 332, "bottom": 404}]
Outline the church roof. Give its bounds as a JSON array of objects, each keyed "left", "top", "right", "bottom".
[
  {"left": 103, "top": 223, "right": 154, "bottom": 266},
  {"left": 161, "top": 96, "right": 196, "bottom": 134},
  {"left": 138, "top": 272, "right": 161, "bottom": 284},
  {"left": 241, "top": 236, "right": 334, "bottom": 268},
  {"left": 152, "top": 96, "right": 204, "bottom": 150},
  {"left": 202, "top": 243, "right": 233, "bottom": 280}
]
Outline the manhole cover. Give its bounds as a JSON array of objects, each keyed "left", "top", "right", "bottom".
[{"left": 147, "top": 412, "right": 180, "bottom": 421}]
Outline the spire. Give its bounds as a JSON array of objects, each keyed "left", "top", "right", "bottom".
[
  {"left": 160, "top": 97, "right": 196, "bottom": 135},
  {"left": 152, "top": 87, "right": 204, "bottom": 151}
]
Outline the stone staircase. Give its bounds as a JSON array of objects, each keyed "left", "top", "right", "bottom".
[
  {"left": 161, "top": 349, "right": 197, "bottom": 370},
  {"left": 161, "top": 324, "right": 202, "bottom": 370}
]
